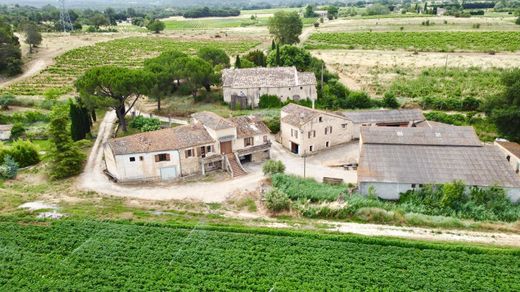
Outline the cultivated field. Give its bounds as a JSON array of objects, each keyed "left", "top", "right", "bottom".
[
  {"left": 306, "top": 31, "right": 520, "bottom": 52},
  {"left": 0, "top": 36, "right": 259, "bottom": 96},
  {"left": 1, "top": 219, "right": 519, "bottom": 290}
]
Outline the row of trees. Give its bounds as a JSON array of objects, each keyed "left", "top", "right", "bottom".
[
  {"left": 183, "top": 7, "right": 240, "bottom": 18},
  {"left": 75, "top": 47, "right": 229, "bottom": 132},
  {"left": 0, "top": 19, "right": 22, "bottom": 76}
]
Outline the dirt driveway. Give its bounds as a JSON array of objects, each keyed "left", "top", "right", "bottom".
[{"left": 77, "top": 111, "right": 357, "bottom": 202}]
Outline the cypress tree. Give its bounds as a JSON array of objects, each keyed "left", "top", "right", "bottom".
[
  {"left": 275, "top": 44, "right": 281, "bottom": 66},
  {"left": 271, "top": 40, "right": 276, "bottom": 50},
  {"left": 70, "top": 102, "right": 83, "bottom": 141},
  {"left": 235, "top": 55, "right": 241, "bottom": 68}
]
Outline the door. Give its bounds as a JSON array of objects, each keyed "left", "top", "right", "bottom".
[
  {"left": 291, "top": 142, "right": 299, "bottom": 154},
  {"left": 220, "top": 141, "right": 232, "bottom": 154},
  {"left": 160, "top": 166, "right": 178, "bottom": 180}
]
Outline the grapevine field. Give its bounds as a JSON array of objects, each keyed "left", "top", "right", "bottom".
[
  {"left": 1, "top": 219, "right": 520, "bottom": 290},
  {"left": 305, "top": 31, "right": 520, "bottom": 52},
  {"left": 0, "top": 37, "right": 259, "bottom": 96},
  {"left": 164, "top": 17, "right": 270, "bottom": 30}
]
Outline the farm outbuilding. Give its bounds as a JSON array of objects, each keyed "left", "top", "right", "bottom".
[
  {"left": 341, "top": 109, "right": 425, "bottom": 139},
  {"left": 222, "top": 67, "right": 317, "bottom": 109},
  {"left": 358, "top": 126, "right": 520, "bottom": 202}
]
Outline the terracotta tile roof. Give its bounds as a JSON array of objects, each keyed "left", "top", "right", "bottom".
[
  {"left": 107, "top": 124, "right": 215, "bottom": 155},
  {"left": 222, "top": 67, "right": 317, "bottom": 88},
  {"left": 192, "top": 111, "right": 235, "bottom": 130},
  {"left": 360, "top": 126, "right": 481, "bottom": 147},
  {"left": 281, "top": 103, "right": 347, "bottom": 127},
  {"left": 496, "top": 141, "right": 520, "bottom": 159},
  {"left": 341, "top": 109, "right": 425, "bottom": 124},
  {"left": 228, "top": 115, "right": 270, "bottom": 138}
]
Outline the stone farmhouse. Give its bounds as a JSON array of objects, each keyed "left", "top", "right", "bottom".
[
  {"left": 495, "top": 141, "right": 520, "bottom": 176},
  {"left": 280, "top": 103, "right": 353, "bottom": 156},
  {"left": 341, "top": 109, "right": 425, "bottom": 139},
  {"left": 222, "top": 67, "right": 317, "bottom": 109},
  {"left": 0, "top": 124, "right": 13, "bottom": 141},
  {"left": 358, "top": 126, "right": 520, "bottom": 202},
  {"left": 104, "top": 112, "right": 270, "bottom": 183}
]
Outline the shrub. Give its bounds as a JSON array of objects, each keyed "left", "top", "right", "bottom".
[
  {"left": 6, "top": 139, "right": 40, "bottom": 168},
  {"left": 129, "top": 116, "right": 161, "bottom": 132},
  {"left": 10, "top": 123, "right": 25, "bottom": 140},
  {"left": 264, "top": 189, "right": 291, "bottom": 212},
  {"left": 382, "top": 92, "right": 400, "bottom": 109},
  {"left": 272, "top": 174, "right": 345, "bottom": 202},
  {"left": 0, "top": 94, "right": 15, "bottom": 110},
  {"left": 262, "top": 160, "right": 285, "bottom": 176},
  {"left": 259, "top": 95, "right": 282, "bottom": 109},
  {"left": 263, "top": 117, "right": 280, "bottom": 133},
  {"left": 0, "top": 155, "right": 18, "bottom": 179},
  {"left": 346, "top": 91, "right": 373, "bottom": 109}
]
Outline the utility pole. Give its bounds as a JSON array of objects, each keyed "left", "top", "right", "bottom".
[{"left": 59, "top": 0, "right": 73, "bottom": 33}]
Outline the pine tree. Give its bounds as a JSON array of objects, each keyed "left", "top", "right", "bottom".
[{"left": 235, "top": 55, "right": 241, "bottom": 68}]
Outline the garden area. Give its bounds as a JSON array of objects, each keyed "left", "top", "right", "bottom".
[{"left": 262, "top": 161, "right": 520, "bottom": 229}]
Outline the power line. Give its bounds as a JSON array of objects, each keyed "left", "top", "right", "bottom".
[{"left": 58, "top": 0, "right": 73, "bottom": 33}]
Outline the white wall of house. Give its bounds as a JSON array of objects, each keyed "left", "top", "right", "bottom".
[
  {"left": 233, "top": 134, "right": 269, "bottom": 151},
  {"left": 280, "top": 114, "right": 353, "bottom": 156},
  {"left": 106, "top": 148, "right": 181, "bottom": 182},
  {"left": 223, "top": 85, "right": 317, "bottom": 107},
  {"left": 495, "top": 142, "right": 520, "bottom": 176}
]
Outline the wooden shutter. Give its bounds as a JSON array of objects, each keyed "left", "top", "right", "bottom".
[
  {"left": 155, "top": 155, "right": 159, "bottom": 162},
  {"left": 165, "top": 153, "right": 170, "bottom": 161}
]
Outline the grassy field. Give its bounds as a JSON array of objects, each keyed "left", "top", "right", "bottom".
[
  {"left": 1, "top": 37, "right": 259, "bottom": 96},
  {"left": 1, "top": 218, "right": 519, "bottom": 290},
  {"left": 306, "top": 31, "right": 520, "bottom": 52}
]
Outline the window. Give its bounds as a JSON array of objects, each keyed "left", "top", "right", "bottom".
[
  {"left": 185, "top": 149, "right": 194, "bottom": 158},
  {"left": 295, "top": 130, "right": 298, "bottom": 139},
  {"left": 309, "top": 145, "right": 313, "bottom": 152},
  {"left": 129, "top": 157, "right": 136, "bottom": 162},
  {"left": 155, "top": 153, "right": 170, "bottom": 162},
  {"left": 411, "top": 184, "right": 417, "bottom": 188},
  {"left": 300, "top": 86, "right": 303, "bottom": 90},
  {"left": 326, "top": 141, "right": 330, "bottom": 148},
  {"left": 244, "top": 137, "right": 254, "bottom": 147},
  {"left": 206, "top": 146, "right": 212, "bottom": 153},
  {"left": 308, "top": 130, "right": 316, "bottom": 139},
  {"left": 325, "top": 126, "right": 332, "bottom": 135},
  {"left": 289, "top": 87, "right": 291, "bottom": 91},
  {"left": 139, "top": 156, "right": 144, "bottom": 161},
  {"left": 263, "top": 135, "right": 268, "bottom": 143},
  {"left": 319, "top": 117, "right": 323, "bottom": 123},
  {"left": 507, "top": 155, "right": 511, "bottom": 162},
  {"left": 342, "top": 124, "right": 348, "bottom": 129}
]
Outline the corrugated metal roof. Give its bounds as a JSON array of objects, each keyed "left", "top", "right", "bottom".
[
  {"left": 361, "top": 126, "right": 481, "bottom": 147},
  {"left": 342, "top": 109, "right": 425, "bottom": 124},
  {"left": 358, "top": 144, "right": 520, "bottom": 188},
  {"left": 222, "top": 67, "right": 317, "bottom": 88}
]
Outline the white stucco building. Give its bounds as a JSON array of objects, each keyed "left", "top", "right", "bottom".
[
  {"left": 495, "top": 141, "right": 520, "bottom": 176},
  {"left": 104, "top": 112, "right": 271, "bottom": 183},
  {"left": 279, "top": 104, "right": 353, "bottom": 156},
  {"left": 222, "top": 67, "right": 317, "bottom": 109}
]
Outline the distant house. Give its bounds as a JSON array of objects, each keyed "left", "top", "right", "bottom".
[
  {"left": 104, "top": 112, "right": 270, "bottom": 182},
  {"left": 280, "top": 104, "right": 353, "bottom": 156},
  {"left": 0, "top": 124, "right": 13, "bottom": 141},
  {"left": 495, "top": 141, "right": 520, "bottom": 176},
  {"left": 341, "top": 109, "right": 425, "bottom": 139},
  {"left": 222, "top": 67, "right": 317, "bottom": 109},
  {"left": 358, "top": 126, "right": 520, "bottom": 202}
]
